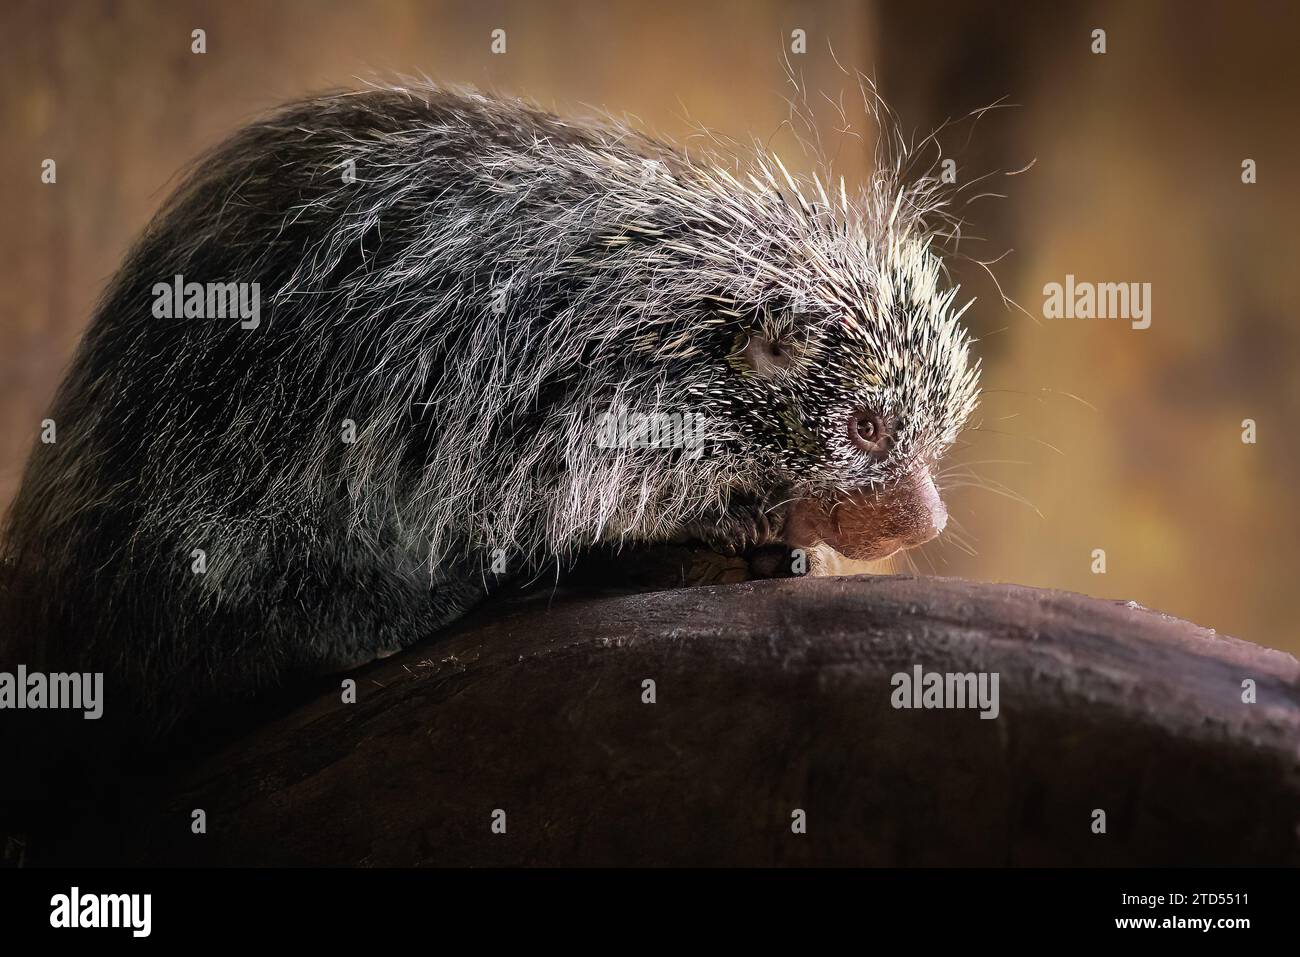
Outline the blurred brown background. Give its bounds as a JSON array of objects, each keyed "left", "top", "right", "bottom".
[{"left": 2, "top": 1, "right": 1297, "bottom": 652}]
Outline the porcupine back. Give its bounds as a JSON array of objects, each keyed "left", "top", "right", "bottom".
[{"left": 0, "top": 86, "right": 737, "bottom": 728}]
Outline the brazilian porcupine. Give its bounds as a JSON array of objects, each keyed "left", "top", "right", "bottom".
[{"left": 1, "top": 83, "right": 980, "bottom": 731}]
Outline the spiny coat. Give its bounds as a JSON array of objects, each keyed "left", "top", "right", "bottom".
[{"left": 0, "top": 84, "right": 979, "bottom": 729}]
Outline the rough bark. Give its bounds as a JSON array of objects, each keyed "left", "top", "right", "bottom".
[{"left": 113, "top": 572, "right": 1300, "bottom": 866}]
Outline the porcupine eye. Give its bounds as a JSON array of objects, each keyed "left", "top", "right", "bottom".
[{"left": 848, "top": 407, "right": 890, "bottom": 455}]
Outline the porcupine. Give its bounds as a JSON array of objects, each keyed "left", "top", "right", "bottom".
[{"left": 0, "top": 83, "right": 981, "bottom": 735}]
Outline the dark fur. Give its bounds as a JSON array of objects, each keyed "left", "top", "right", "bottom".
[{"left": 0, "top": 84, "right": 978, "bottom": 738}]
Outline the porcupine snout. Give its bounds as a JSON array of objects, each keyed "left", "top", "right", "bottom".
[
  {"left": 911, "top": 469, "right": 948, "bottom": 537},
  {"left": 784, "top": 467, "right": 947, "bottom": 563}
]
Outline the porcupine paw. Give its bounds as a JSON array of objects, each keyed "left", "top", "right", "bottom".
[{"left": 690, "top": 501, "right": 780, "bottom": 556}]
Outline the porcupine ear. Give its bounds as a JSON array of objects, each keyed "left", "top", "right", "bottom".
[{"left": 724, "top": 296, "right": 819, "bottom": 380}]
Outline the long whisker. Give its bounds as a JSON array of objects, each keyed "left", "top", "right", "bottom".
[{"left": 964, "top": 427, "right": 1064, "bottom": 457}]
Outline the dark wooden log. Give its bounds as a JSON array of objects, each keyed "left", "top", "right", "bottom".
[{"left": 114, "top": 574, "right": 1299, "bottom": 866}]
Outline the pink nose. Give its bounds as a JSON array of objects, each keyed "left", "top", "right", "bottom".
[
  {"left": 781, "top": 467, "right": 950, "bottom": 562},
  {"left": 914, "top": 470, "right": 947, "bottom": 539}
]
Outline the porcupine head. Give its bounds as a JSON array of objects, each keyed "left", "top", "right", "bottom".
[{"left": 592, "top": 146, "right": 981, "bottom": 568}]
